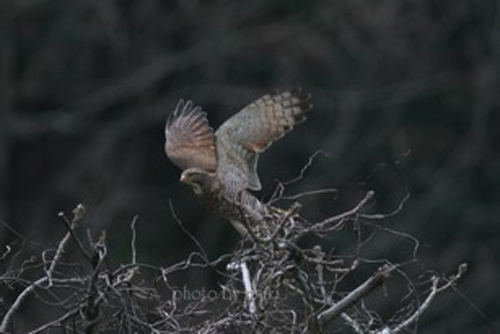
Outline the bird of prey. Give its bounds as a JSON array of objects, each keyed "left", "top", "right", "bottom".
[{"left": 165, "top": 89, "right": 312, "bottom": 237}]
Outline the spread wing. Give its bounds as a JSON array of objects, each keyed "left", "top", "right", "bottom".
[
  {"left": 215, "top": 88, "right": 312, "bottom": 191},
  {"left": 165, "top": 99, "right": 217, "bottom": 172}
]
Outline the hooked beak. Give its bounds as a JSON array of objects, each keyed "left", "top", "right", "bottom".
[{"left": 179, "top": 172, "right": 187, "bottom": 183}]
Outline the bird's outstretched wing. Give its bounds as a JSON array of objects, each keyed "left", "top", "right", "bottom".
[
  {"left": 165, "top": 99, "right": 217, "bottom": 172},
  {"left": 215, "top": 89, "right": 312, "bottom": 191}
]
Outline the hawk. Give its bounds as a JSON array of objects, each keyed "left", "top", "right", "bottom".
[{"left": 165, "top": 89, "right": 312, "bottom": 237}]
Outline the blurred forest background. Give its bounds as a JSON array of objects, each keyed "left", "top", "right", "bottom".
[{"left": 0, "top": 0, "right": 499, "bottom": 333}]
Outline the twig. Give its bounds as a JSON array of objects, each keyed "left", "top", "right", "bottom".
[
  {"left": 264, "top": 202, "right": 301, "bottom": 243},
  {"left": 59, "top": 204, "right": 92, "bottom": 263},
  {"left": 240, "top": 261, "right": 256, "bottom": 314},
  {"left": 341, "top": 312, "right": 365, "bottom": 334},
  {"left": 0, "top": 221, "right": 46, "bottom": 250},
  {"left": 387, "top": 263, "right": 467, "bottom": 334},
  {"left": 0, "top": 244, "right": 11, "bottom": 260},
  {"left": 169, "top": 200, "right": 208, "bottom": 261},
  {"left": 45, "top": 232, "right": 72, "bottom": 287},
  {"left": 27, "top": 307, "right": 82, "bottom": 334},
  {"left": 84, "top": 231, "right": 107, "bottom": 334},
  {"left": 282, "top": 150, "right": 329, "bottom": 186},
  {"left": 317, "top": 265, "right": 394, "bottom": 327},
  {"left": 131, "top": 215, "right": 138, "bottom": 265},
  {"left": 311, "top": 190, "right": 375, "bottom": 232},
  {"left": 0, "top": 276, "right": 47, "bottom": 332},
  {"left": 0, "top": 220, "right": 75, "bottom": 332},
  {"left": 359, "top": 192, "right": 410, "bottom": 220},
  {"left": 281, "top": 188, "right": 338, "bottom": 201},
  {"left": 269, "top": 150, "right": 329, "bottom": 204}
]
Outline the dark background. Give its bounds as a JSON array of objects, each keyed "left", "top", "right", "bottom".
[{"left": 0, "top": 1, "right": 499, "bottom": 333}]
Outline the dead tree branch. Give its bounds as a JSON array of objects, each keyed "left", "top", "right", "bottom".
[{"left": 0, "top": 181, "right": 466, "bottom": 333}]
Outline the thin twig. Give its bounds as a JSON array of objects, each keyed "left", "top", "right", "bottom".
[
  {"left": 311, "top": 190, "right": 375, "bottom": 232},
  {"left": 317, "top": 265, "right": 395, "bottom": 327},
  {"left": 388, "top": 263, "right": 467, "bottom": 334},
  {"left": 131, "top": 215, "right": 138, "bottom": 265},
  {"left": 27, "top": 307, "right": 82, "bottom": 334},
  {"left": 0, "top": 227, "right": 73, "bottom": 332},
  {"left": 169, "top": 200, "right": 208, "bottom": 261},
  {"left": 59, "top": 204, "right": 92, "bottom": 263}
]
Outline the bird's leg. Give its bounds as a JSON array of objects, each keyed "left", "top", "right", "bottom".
[{"left": 235, "top": 191, "right": 266, "bottom": 244}]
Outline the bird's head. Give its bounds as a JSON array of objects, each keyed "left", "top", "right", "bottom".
[{"left": 180, "top": 168, "right": 212, "bottom": 195}]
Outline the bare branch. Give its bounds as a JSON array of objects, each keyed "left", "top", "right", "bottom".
[
  {"left": 387, "top": 263, "right": 468, "bottom": 334},
  {"left": 241, "top": 261, "right": 256, "bottom": 314},
  {"left": 317, "top": 265, "right": 395, "bottom": 327},
  {"left": 59, "top": 204, "right": 92, "bottom": 263},
  {"left": 0, "top": 222, "right": 74, "bottom": 332},
  {"left": 311, "top": 190, "right": 375, "bottom": 232},
  {"left": 0, "top": 160, "right": 467, "bottom": 333}
]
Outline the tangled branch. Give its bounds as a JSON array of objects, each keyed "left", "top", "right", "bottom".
[{"left": 0, "top": 183, "right": 466, "bottom": 333}]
